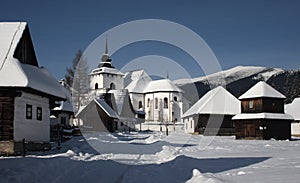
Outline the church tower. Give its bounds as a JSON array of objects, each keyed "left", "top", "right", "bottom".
[{"left": 89, "top": 38, "right": 124, "bottom": 94}]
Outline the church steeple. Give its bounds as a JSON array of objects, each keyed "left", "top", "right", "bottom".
[{"left": 98, "top": 36, "right": 114, "bottom": 68}]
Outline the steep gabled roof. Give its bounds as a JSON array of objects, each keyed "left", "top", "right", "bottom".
[
  {"left": 182, "top": 86, "right": 240, "bottom": 118},
  {"left": 239, "top": 81, "right": 286, "bottom": 100},
  {"left": 125, "top": 70, "right": 152, "bottom": 93},
  {"left": 285, "top": 98, "right": 300, "bottom": 121},
  {"left": 0, "top": 22, "right": 66, "bottom": 99}
]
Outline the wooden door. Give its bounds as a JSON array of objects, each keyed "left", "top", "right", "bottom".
[{"left": 243, "top": 124, "right": 256, "bottom": 138}]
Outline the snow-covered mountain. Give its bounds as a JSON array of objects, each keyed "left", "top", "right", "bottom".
[
  {"left": 174, "top": 66, "right": 283, "bottom": 87},
  {"left": 174, "top": 66, "right": 285, "bottom": 105}
]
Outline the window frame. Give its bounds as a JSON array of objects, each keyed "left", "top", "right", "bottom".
[
  {"left": 37, "top": 107, "right": 42, "bottom": 121},
  {"left": 26, "top": 104, "right": 32, "bottom": 119}
]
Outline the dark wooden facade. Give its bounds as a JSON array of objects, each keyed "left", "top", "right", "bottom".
[
  {"left": 195, "top": 114, "right": 235, "bottom": 136},
  {"left": 0, "top": 96, "right": 14, "bottom": 141},
  {"left": 241, "top": 97, "right": 284, "bottom": 114},
  {"left": 235, "top": 119, "right": 291, "bottom": 140},
  {"left": 235, "top": 97, "right": 292, "bottom": 140}
]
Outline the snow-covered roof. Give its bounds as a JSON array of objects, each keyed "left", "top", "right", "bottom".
[
  {"left": 182, "top": 86, "right": 240, "bottom": 118},
  {"left": 90, "top": 67, "right": 124, "bottom": 76},
  {"left": 125, "top": 70, "right": 152, "bottom": 93},
  {"left": 232, "top": 113, "right": 293, "bottom": 120},
  {"left": 239, "top": 81, "right": 286, "bottom": 100},
  {"left": 53, "top": 101, "right": 74, "bottom": 113},
  {"left": 0, "top": 22, "right": 66, "bottom": 99},
  {"left": 143, "top": 79, "right": 182, "bottom": 93},
  {"left": 94, "top": 98, "right": 119, "bottom": 119},
  {"left": 285, "top": 98, "right": 300, "bottom": 121}
]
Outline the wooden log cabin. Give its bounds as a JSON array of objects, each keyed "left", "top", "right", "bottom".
[
  {"left": 182, "top": 86, "right": 240, "bottom": 135},
  {"left": 0, "top": 22, "right": 66, "bottom": 154},
  {"left": 233, "top": 81, "right": 293, "bottom": 140}
]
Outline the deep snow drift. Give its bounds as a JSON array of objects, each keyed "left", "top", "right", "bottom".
[{"left": 1, "top": 132, "right": 300, "bottom": 183}]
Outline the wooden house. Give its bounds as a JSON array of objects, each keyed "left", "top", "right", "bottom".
[
  {"left": 285, "top": 98, "right": 300, "bottom": 136},
  {"left": 0, "top": 22, "right": 66, "bottom": 154},
  {"left": 182, "top": 86, "right": 240, "bottom": 135},
  {"left": 233, "top": 81, "right": 293, "bottom": 140}
]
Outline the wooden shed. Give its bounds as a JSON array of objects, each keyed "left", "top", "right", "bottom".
[
  {"left": 233, "top": 81, "right": 293, "bottom": 140},
  {"left": 182, "top": 86, "right": 240, "bottom": 135}
]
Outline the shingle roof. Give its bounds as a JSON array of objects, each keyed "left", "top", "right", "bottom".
[
  {"left": 239, "top": 81, "right": 286, "bottom": 99},
  {"left": 182, "top": 86, "right": 240, "bottom": 118}
]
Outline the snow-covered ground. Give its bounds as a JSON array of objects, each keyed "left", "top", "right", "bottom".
[{"left": 1, "top": 132, "right": 300, "bottom": 183}]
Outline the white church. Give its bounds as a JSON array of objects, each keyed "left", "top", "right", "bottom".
[{"left": 78, "top": 40, "right": 185, "bottom": 132}]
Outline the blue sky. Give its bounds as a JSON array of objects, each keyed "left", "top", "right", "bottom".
[{"left": 1, "top": 0, "right": 300, "bottom": 80}]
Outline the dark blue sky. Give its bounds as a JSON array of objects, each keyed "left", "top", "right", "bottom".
[{"left": 1, "top": 0, "right": 300, "bottom": 79}]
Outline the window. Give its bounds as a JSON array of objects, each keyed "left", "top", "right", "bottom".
[
  {"left": 110, "top": 83, "right": 115, "bottom": 90},
  {"left": 37, "top": 107, "right": 42, "bottom": 121},
  {"left": 147, "top": 98, "right": 150, "bottom": 107},
  {"left": 155, "top": 98, "right": 158, "bottom": 109},
  {"left": 26, "top": 104, "right": 32, "bottom": 119},
  {"left": 164, "top": 97, "right": 168, "bottom": 108},
  {"left": 138, "top": 101, "right": 143, "bottom": 109},
  {"left": 249, "top": 100, "right": 254, "bottom": 109},
  {"left": 95, "top": 83, "right": 98, "bottom": 89},
  {"left": 190, "top": 121, "right": 193, "bottom": 129},
  {"left": 174, "top": 96, "right": 177, "bottom": 102}
]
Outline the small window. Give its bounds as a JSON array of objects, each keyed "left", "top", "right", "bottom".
[
  {"left": 95, "top": 83, "right": 98, "bottom": 89},
  {"left": 155, "top": 98, "right": 158, "bottom": 109},
  {"left": 190, "top": 121, "right": 193, "bottom": 129},
  {"left": 174, "top": 96, "right": 178, "bottom": 102},
  {"left": 164, "top": 97, "right": 168, "bottom": 109},
  {"left": 37, "top": 107, "right": 42, "bottom": 121},
  {"left": 249, "top": 101, "right": 254, "bottom": 109},
  {"left": 110, "top": 83, "right": 115, "bottom": 90},
  {"left": 26, "top": 104, "right": 32, "bottom": 119},
  {"left": 138, "top": 101, "right": 143, "bottom": 109},
  {"left": 147, "top": 98, "right": 150, "bottom": 107}
]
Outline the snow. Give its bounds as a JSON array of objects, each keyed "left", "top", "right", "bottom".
[
  {"left": 174, "top": 66, "right": 283, "bottom": 87},
  {"left": 94, "top": 98, "right": 119, "bottom": 118},
  {"left": 239, "top": 81, "right": 286, "bottom": 99},
  {"left": 285, "top": 98, "right": 300, "bottom": 121},
  {"left": 232, "top": 113, "right": 294, "bottom": 120},
  {"left": 1, "top": 133, "right": 300, "bottom": 183},
  {"left": 144, "top": 79, "right": 182, "bottom": 93},
  {"left": 0, "top": 22, "right": 66, "bottom": 99},
  {"left": 182, "top": 86, "right": 240, "bottom": 118},
  {"left": 90, "top": 67, "right": 124, "bottom": 76},
  {"left": 125, "top": 70, "right": 152, "bottom": 93},
  {"left": 53, "top": 101, "right": 74, "bottom": 112},
  {"left": 0, "top": 22, "right": 26, "bottom": 69}
]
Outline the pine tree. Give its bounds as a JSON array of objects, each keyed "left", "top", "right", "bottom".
[{"left": 65, "top": 50, "right": 83, "bottom": 88}]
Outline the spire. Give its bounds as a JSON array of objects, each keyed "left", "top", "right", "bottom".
[
  {"left": 98, "top": 35, "right": 114, "bottom": 68},
  {"left": 104, "top": 35, "right": 108, "bottom": 55}
]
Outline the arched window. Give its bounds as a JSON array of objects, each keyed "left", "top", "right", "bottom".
[
  {"left": 147, "top": 98, "right": 150, "bottom": 107},
  {"left": 174, "top": 96, "right": 177, "bottom": 102},
  {"left": 138, "top": 101, "right": 143, "bottom": 109},
  {"left": 164, "top": 97, "right": 168, "bottom": 108},
  {"left": 155, "top": 98, "right": 158, "bottom": 109},
  {"left": 110, "top": 83, "right": 115, "bottom": 90},
  {"left": 95, "top": 83, "right": 98, "bottom": 90}
]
